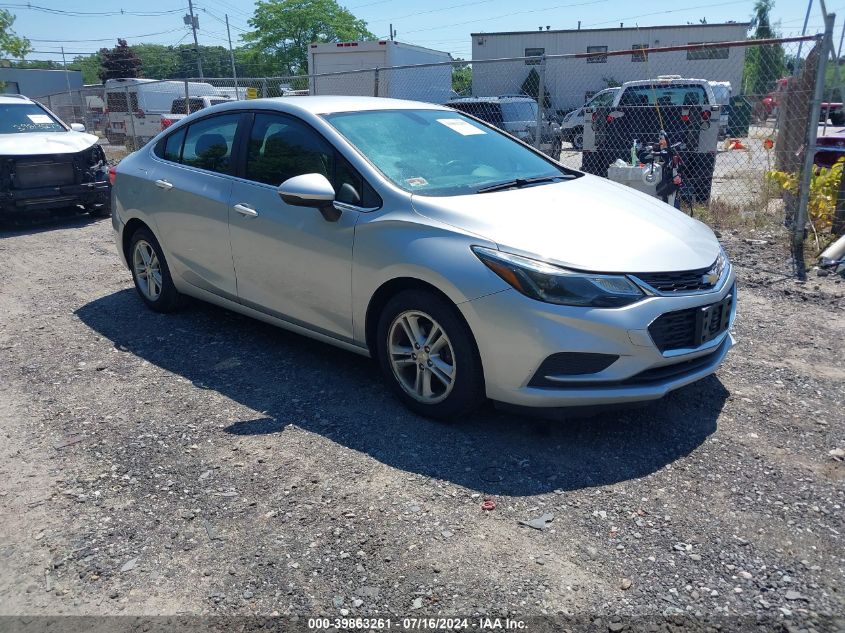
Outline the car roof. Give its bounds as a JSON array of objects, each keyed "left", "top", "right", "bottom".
[
  {"left": 448, "top": 96, "right": 534, "bottom": 104},
  {"left": 0, "top": 94, "right": 35, "bottom": 105},
  {"left": 215, "top": 95, "right": 451, "bottom": 115}
]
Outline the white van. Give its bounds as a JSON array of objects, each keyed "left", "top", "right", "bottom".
[
  {"left": 559, "top": 88, "right": 620, "bottom": 149},
  {"left": 104, "top": 78, "right": 220, "bottom": 146}
]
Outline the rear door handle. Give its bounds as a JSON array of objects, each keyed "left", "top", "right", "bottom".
[
  {"left": 233, "top": 203, "right": 259, "bottom": 218},
  {"left": 154, "top": 179, "right": 173, "bottom": 190}
]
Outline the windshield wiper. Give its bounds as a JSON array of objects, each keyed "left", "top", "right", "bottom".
[{"left": 476, "top": 175, "right": 573, "bottom": 194}]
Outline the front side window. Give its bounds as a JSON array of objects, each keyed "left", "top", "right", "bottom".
[
  {"left": 324, "top": 109, "right": 570, "bottom": 197},
  {"left": 0, "top": 103, "right": 65, "bottom": 134},
  {"left": 246, "top": 113, "right": 379, "bottom": 207},
  {"left": 586, "top": 46, "right": 607, "bottom": 63},
  {"left": 181, "top": 113, "right": 240, "bottom": 174},
  {"left": 246, "top": 113, "right": 334, "bottom": 186}
]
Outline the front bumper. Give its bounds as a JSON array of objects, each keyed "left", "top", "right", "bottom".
[
  {"left": 459, "top": 267, "right": 736, "bottom": 407},
  {"left": 1, "top": 181, "right": 110, "bottom": 213}
]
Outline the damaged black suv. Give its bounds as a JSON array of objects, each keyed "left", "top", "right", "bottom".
[{"left": 0, "top": 94, "right": 110, "bottom": 220}]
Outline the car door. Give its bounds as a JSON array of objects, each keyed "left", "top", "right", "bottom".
[
  {"left": 227, "top": 111, "right": 375, "bottom": 341},
  {"left": 147, "top": 112, "right": 245, "bottom": 300}
]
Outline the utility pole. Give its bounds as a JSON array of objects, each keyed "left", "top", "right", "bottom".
[
  {"left": 225, "top": 14, "right": 240, "bottom": 99},
  {"left": 186, "top": 0, "right": 203, "bottom": 79}
]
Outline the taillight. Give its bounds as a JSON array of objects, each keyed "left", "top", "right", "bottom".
[
  {"left": 136, "top": 109, "right": 145, "bottom": 118},
  {"left": 701, "top": 110, "right": 711, "bottom": 120},
  {"left": 108, "top": 166, "right": 117, "bottom": 186},
  {"left": 161, "top": 118, "right": 173, "bottom": 130},
  {"left": 591, "top": 112, "right": 598, "bottom": 122},
  {"left": 681, "top": 114, "right": 690, "bottom": 122},
  {"left": 606, "top": 115, "right": 615, "bottom": 123}
]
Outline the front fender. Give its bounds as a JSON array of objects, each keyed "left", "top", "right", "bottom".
[{"left": 351, "top": 213, "right": 509, "bottom": 343}]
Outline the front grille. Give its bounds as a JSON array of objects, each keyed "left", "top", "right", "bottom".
[
  {"left": 648, "top": 307, "right": 698, "bottom": 352},
  {"left": 635, "top": 266, "right": 715, "bottom": 293},
  {"left": 15, "top": 158, "right": 75, "bottom": 188},
  {"left": 529, "top": 352, "right": 619, "bottom": 387}
]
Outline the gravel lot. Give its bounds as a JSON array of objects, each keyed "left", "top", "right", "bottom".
[{"left": 0, "top": 214, "right": 843, "bottom": 631}]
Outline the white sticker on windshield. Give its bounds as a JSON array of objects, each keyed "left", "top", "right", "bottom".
[
  {"left": 27, "top": 114, "right": 53, "bottom": 124},
  {"left": 405, "top": 177, "right": 428, "bottom": 187},
  {"left": 437, "top": 118, "right": 486, "bottom": 136}
]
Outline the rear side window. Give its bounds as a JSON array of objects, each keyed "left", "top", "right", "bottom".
[
  {"left": 181, "top": 114, "right": 240, "bottom": 174},
  {"left": 154, "top": 127, "right": 186, "bottom": 162},
  {"left": 450, "top": 102, "right": 504, "bottom": 125}
]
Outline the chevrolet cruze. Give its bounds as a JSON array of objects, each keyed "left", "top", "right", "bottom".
[{"left": 112, "top": 96, "right": 736, "bottom": 419}]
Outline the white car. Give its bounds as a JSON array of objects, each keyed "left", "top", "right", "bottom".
[
  {"left": 560, "top": 88, "right": 620, "bottom": 150},
  {"left": 0, "top": 94, "right": 110, "bottom": 219}
]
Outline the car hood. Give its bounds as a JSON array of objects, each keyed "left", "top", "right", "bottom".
[
  {"left": 410, "top": 174, "right": 720, "bottom": 273},
  {"left": 0, "top": 131, "right": 99, "bottom": 156}
]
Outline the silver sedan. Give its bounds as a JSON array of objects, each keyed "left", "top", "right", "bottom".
[{"left": 112, "top": 96, "right": 735, "bottom": 419}]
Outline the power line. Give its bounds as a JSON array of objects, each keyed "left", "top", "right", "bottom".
[
  {"left": 0, "top": 3, "right": 186, "bottom": 17},
  {"left": 28, "top": 28, "right": 186, "bottom": 43}
]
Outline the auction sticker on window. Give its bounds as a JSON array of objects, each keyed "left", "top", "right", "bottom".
[
  {"left": 27, "top": 114, "right": 53, "bottom": 124},
  {"left": 405, "top": 177, "right": 428, "bottom": 187},
  {"left": 437, "top": 118, "right": 486, "bottom": 135}
]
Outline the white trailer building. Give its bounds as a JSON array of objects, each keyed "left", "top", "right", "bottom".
[
  {"left": 308, "top": 40, "right": 453, "bottom": 103},
  {"left": 470, "top": 22, "right": 749, "bottom": 113}
]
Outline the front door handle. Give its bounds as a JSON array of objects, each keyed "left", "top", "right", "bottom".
[
  {"left": 154, "top": 179, "right": 174, "bottom": 190},
  {"left": 233, "top": 203, "right": 259, "bottom": 218}
]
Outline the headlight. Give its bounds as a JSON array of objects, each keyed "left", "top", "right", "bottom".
[{"left": 472, "top": 246, "right": 644, "bottom": 308}]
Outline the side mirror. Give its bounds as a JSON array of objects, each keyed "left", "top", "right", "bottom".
[
  {"left": 277, "top": 173, "right": 340, "bottom": 222},
  {"left": 70, "top": 123, "right": 86, "bottom": 132}
]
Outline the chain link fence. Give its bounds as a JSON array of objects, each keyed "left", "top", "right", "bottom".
[{"left": 33, "top": 34, "right": 837, "bottom": 268}]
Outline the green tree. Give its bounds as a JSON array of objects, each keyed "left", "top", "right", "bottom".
[
  {"left": 451, "top": 59, "right": 471, "bottom": 96},
  {"left": 69, "top": 54, "right": 101, "bottom": 84},
  {"left": 743, "top": 0, "right": 786, "bottom": 96},
  {"left": 0, "top": 9, "right": 30, "bottom": 59},
  {"left": 243, "top": 0, "right": 374, "bottom": 76},
  {"left": 520, "top": 67, "right": 551, "bottom": 108},
  {"left": 98, "top": 39, "right": 143, "bottom": 81}
]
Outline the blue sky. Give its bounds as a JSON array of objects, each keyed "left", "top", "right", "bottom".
[{"left": 8, "top": 0, "right": 837, "bottom": 63}]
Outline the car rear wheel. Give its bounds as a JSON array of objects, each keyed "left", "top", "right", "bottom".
[
  {"left": 572, "top": 127, "right": 584, "bottom": 150},
  {"left": 129, "top": 227, "right": 182, "bottom": 313},
  {"left": 376, "top": 290, "right": 485, "bottom": 420}
]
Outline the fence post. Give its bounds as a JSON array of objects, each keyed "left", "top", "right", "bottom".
[
  {"left": 794, "top": 13, "right": 835, "bottom": 279},
  {"left": 261, "top": 78, "right": 268, "bottom": 98},
  {"left": 534, "top": 56, "right": 546, "bottom": 150},
  {"left": 373, "top": 67, "right": 380, "bottom": 98},
  {"left": 125, "top": 85, "right": 137, "bottom": 150},
  {"left": 184, "top": 79, "right": 190, "bottom": 118}
]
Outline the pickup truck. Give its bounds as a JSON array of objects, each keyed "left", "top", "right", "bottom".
[
  {"left": 581, "top": 75, "right": 720, "bottom": 201},
  {"left": 759, "top": 77, "right": 845, "bottom": 125},
  {"left": 160, "top": 95, "right": 232, "bottom": 130}
]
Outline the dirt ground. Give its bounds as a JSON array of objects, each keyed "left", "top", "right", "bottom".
[{"left": 0, "top": 214, "right": 843, "bottom": 631}]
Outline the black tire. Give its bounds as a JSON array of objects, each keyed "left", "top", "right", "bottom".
[
  {"left": 376, "top": 289, "right": 486, "bottom": 420},
  {"left": 572, "top": 126, "right": 584, "bottom": 150},
  {"left": 128, "top": 227, "right": 182, "bottom": 313}
]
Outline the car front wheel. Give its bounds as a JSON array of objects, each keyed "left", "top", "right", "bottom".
[
  {"left": 129, "top": 227, "right": 182, "bottom": 313},
  {"left": 376, "top": 290, "right": 485, "bottom": 420}
]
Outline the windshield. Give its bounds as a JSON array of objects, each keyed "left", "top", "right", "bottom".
[
  {"left": 500, "top": 101, "right": 537, "bottom": 122},
  {"left": 620, "top": 84, "right": 710, "bottom": 106},
  {"left": 324, "top": 109, "right": 567, "bottom": 197},
  {"left": 0, "top": 103, "right": 65, "bottom": 134}
]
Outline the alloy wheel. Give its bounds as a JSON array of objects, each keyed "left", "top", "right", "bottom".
[
  {"left": 388, "top": 310, "right": 456, "bottom": 404},
  {"left": 132, "top": 239, "right": 163, "bottom": 301}
]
